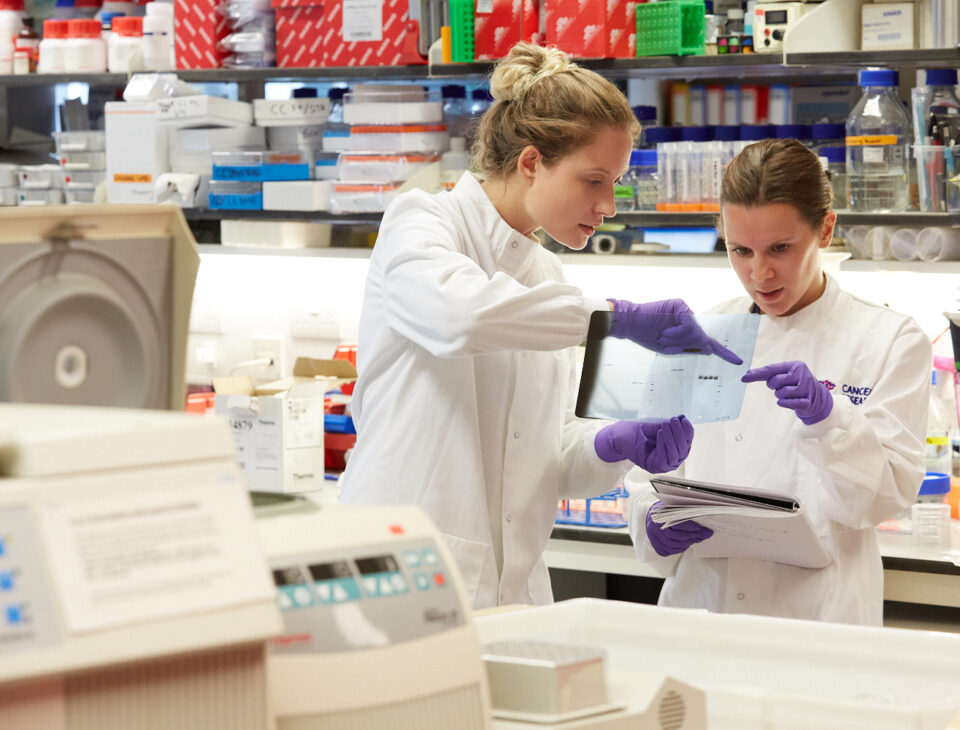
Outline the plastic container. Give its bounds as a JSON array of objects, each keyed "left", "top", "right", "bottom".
[
  {"left": 208, "top": 180, "right": 263, "bottom": 210},
  {"left": 314, "top": 151, "right": 340, "bottom": 180},
  {"left": 916, "top": 226, "right": 960, "bottom": 262},
  {"left": 17, "top": 188, "right": 64, "bottom": 205},
  {"left": 630, "top": 149, "right": 658, "bottom": 211},
  {"left": 0, "top": 187, "right": 17, "bottom": 206},
  {"left": 915, "top": 143, "right": 947, "bottom": 212},
  {"left": 17, "top": 164, "right": 63, "bottom": 189},
  {"left": 212, "top": 150, "right": 310, "bottom": 182},
  {"left": 556, "top": 485, "right": 627, "bottom": 528},
  {"left": 14, "top": 17, "right": 39, "bottom": 73},
  {"left": 862, "top": 225, "right": 893, "bottom": 260},
  {"left": 329, "top": 183, "right": 399, "bottom": 213},
  {"left": 923, "top": 67, "right": 960, "bottom": 143},
  {"left": 65, "top": 188, "right": 97, "bottom": 204},
  {"left": 0, "top": 162, "right": 15, "bottom": 187},
  {"left": 0, "top": 1, "right": 24, "bottom": 74},
  {"left": 62, "top": 169, "right": 107, "bottom": 190},
  {"left": 343, "top": 89, "right": 443, "bottom": 125},
  {"left": 53, "top": 130, "right": 106, "bottom": 153},
  {"left": 845, "top": 68, "right": 910, "bottom": 213},
  {"left": 913, "top": 473, "right": 951, "bottom": 547},
  {"left": 889, "top": 227, "right": 919, "bottom": 261},
  {"left": 631, "top": 105, "right": 657, "bottom": 147},
  {"left": 819, "top": 146, "right": 846, "bottom": 208},
  {"left": 59, "top": 150, "right": 107, "bottom": 170},
  {"left": 337, "top": 152, "right": 438, "bottom": 184},
  {"left": 142, "top": 13, "right": 172, "bottom": 71},
  {"left": 440, "top": 137, "right": 468, "bottom": 191},
  {"left": 64, "top": 19, "right": 106, "bottom": 72},
  {"left": 108, "top": 15, "right": 142, "bottom": 73},
  {"left": 349, "top": 124, "right": 449, "bottom": 153},
  {"left": 38, "top": 18, "right": 68, "bottom": 74},
  {"left": 441, "top": 84, "right": 468, "bottom": 138}
]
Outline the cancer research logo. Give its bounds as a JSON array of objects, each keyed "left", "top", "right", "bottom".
[
  {"left": 820, "top": 379, "right": 836, "bottom": 391},
  {"left": 822, "top": 379, "right": 872, "bottom": 406}
]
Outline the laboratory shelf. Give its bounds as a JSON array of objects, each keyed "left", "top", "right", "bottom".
[
  {"left": 0, "top": 72, "right": 128, "bottom": 87},
  {"left": 616, "top": 211, "right": 960, "bottom": 229},
  {"left": 183, "top": 208, "right": 382, "bottom": 225},
  {"left": 177, "top": 66, "right": 432, "bottom": 83},
  {"left": 786, "top": 49, "right": 960, "bottom": 69},
  {"left": 197, "top": 244, "right": 373, "bottom": 258}
]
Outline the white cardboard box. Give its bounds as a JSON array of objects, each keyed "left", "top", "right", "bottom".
[
  {"left": 254, "top": 98, "right": 331, "bottom": 127},
  {"left": 213, "top": 358, "right": 356, "bottom": 494},
  {"left": 862, "top": 3, "right": 915, "bottom": 50},
  {"left": 155, "top": 95, "right": 253, "bottom": 129},
  {"left": 105, "top": 101, "right": 169, "bottom": 204},
  {"left": 173, "top": 126, "right": 265, "bottom": 151},
  {"left": 262, "top": 180, "right": 332, "bottom": 211}
]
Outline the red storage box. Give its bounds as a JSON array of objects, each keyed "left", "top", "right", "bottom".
[
  {"left": 475, "top": 0, "right": 542, "bottom": 61},
  {"left": 545, "top": 0, "right": 635, "bottom": 58},
  {"left": 175, "top": 0, "right": 229, "bottom": 69},
  {"left": 272, "top": 0, "right": 325, "bottom": 67},
  {"left": 322, "top": 0, "right": 423, "bottom": 66}
]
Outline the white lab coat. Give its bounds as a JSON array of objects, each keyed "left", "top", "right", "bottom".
[
  {"left": 340, "top": 172, "right": 626, "bottom": 609},
  {"left": 626, "top": 275, "right": 931, "bottom": 625}
]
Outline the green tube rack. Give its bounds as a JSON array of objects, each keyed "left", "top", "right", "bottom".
[
  {"left": 450, "top": 0, "right": 476, "bottom": 63},
  {"left": 636, "top": 0, "right": 706, "bottom": 57}
]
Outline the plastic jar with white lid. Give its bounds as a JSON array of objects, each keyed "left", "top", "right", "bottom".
[
  {"left": 0, "top": 0, "right": 25, "bottom": 75},
  {"left": 144, "top": 1, "right": 173, "bottom": 69},
  {"left": 108, "top": 15, "right": 142, "bottom": 72},
  {"left": 141, "top": 13, "right": 172, "bottom": 70},
  {"left": 38, "top": 18, "right": 68, "bottom": 73},
  {"left": 65, "top": 18, "right": 107, "bottom": 72}
]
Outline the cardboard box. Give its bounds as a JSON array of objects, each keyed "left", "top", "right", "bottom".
[
  {"left": 273, "top": 0, "right": 325, "bottom": 67},
  {"left": 474, "top": 0, "right": 522, "bottom": 61},
  {"left": 175, "top": 0, "right": 230, "bottom": 69},
  {"left": 322, "top": 0, "right": 414, "bottom": 66},
  {"left": 263, "top": 180, "right": 333, "bottom": 211},
  {"left": 105, "top": 101, "right": 169, "bottom": 204},
  {"left": 213, "top": 357, "right": 357, "bottom": 494},
  {"left": 861, "top": 3, "right": 914, "bottom": 51},
  {"left": 254, "top": 98, "right": 331, "bottom": 127},
  {"left": 155, "top": 96, "right": 253, "bottom": 129},
  {"left": 545, "top": 0, "right": 634, "bottom": 58}
]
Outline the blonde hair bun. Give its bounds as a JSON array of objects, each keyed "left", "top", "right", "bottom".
[{"left": 490, "top": 43, "right": 576, "bottom": 103}]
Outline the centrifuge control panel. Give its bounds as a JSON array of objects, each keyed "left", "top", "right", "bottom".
[{"left": 269, "top": 537, "right": 465, "bottom": 655}]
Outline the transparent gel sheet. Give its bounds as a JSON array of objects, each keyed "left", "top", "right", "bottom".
[{"left": 576, "top": 312, "right": 760, "bottom": 424}]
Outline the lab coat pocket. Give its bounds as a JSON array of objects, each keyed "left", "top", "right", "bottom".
[{"left": 440, "top": 532, "right": 491, "bottom": 608}]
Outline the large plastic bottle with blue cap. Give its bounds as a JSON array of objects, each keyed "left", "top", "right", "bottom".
[{"left": 845, "top": 68, "right": 911, "bottom": 212}]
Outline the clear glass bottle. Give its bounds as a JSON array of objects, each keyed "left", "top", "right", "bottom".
[
  {"left": 819, "top": 146, "right": 846, "bottom": 209},
  {"left": 441, "top": 84, "right": 468, "bottom": 138},
  {"left": 927, "top": 370, "right": 954, "bottom": 475},
  {"left": 845, "top": 68, "right": 911, "bottom": 212},
  {"left": 631, "top": 105, "right": 656, "bottom": 148},
  {"left": 923, "top": 67, "right": 960, "bottom": 143},
  {"left": 630, "top": 149, "right": 658, "bottom": 211}
]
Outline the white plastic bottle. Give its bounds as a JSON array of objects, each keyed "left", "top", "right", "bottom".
[
  {"left": 64, "top": 18, "right": 107, "bottom": 73},
  {"left": 845, "top": 68, "right": 911, "bottom": 212},
  {"left": 38, "top": 18, "right": 68, "bottom": 73},
  {"left": 108, "top": 15, "right": 143, "bottom": 72},
  {"left": 0, "top": 0, "right": 24, "bottom": 75},
  {"left": 143, "top": 1, "right": 173, "bottom": 70},
  {"left": 440, "top": 137, "right": 468, "bottom": 191},
  {"left": 927, "top": 371, "right": 954, "bottom": 475}
]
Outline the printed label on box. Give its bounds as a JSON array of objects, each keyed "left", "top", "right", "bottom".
[
  {"left": 286, "top": 397, "right": 324, "bottom": 449},
  {"left": 343, "top": 0, "right": 384, "bottom": 41}
]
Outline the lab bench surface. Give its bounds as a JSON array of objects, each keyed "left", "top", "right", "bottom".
[{"left": 546, "top": 523, "right": 960, "bottom": 612}]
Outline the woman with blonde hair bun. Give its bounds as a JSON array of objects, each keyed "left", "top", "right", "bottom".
[{"left": 340, "top": 42, "right": 739, "bottom": 609}]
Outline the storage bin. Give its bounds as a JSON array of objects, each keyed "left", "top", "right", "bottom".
[
  {"left": 343, "top": 89, "right": 443, "bottom": 125},
  {"left": 212, "top": 150, "right": 310, "bottom": 182},
  {"left": 0, "top": 163, "right": 16, "bottom": 187},
  {"left": 17, "top": 189, "right": 65, "bottom": 205},
  {"left": 60, "top": 150, "right": 107, "bottom": 170},
  {"left": 17, "top": 164, "right": 63, "bottom": 190},
  {"left": 62, "top": 169, "right": 107, "bottom": 190},
  {"left": 53, "top": 130, "right": 106, "bottom": 152},
  {"left": 65, "top": 188, "right": 97, "bottom": 204},
  {"left": 337, "top": 153, "right": 438, "bottom": 183},
  {"left": 314, "top": 151, "right": 340, "bottom": 180},
  {"left": 349, "top": 124, "right": 449, "bottom": 153},
  {"left": 329, "top": 183, "right": 399, "bottom": 213},
  {"left": 0, "top": 187, "right": 17, "bottom": 206},
  {"left": 208, "top": 180, "right": 263, "bottom": 210}
]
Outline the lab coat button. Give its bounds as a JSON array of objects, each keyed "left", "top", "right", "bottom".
[
  {"left": 735, "top": 433, "right": 743, "bottom": 442},
  {"left": 513, "top": 431, "right": 520, "bottom": 439},
  {"left": 511, "top": 241, "right": 518, "bottom": 248},
  {"left": 737, "top": 592, "right": 745, "bottom": 600},
  {"left": 505, "top": 514, "right": 512, "bottom": 523}
]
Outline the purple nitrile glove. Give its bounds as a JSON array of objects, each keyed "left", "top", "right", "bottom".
[
  {"left": 741, "top": 361, "right": 833, "bottom": 425},
  {"left": 594, "top": 416, "right": 694, "bottom": 473},
  {"left": 607, "top": 298, "right": 743, "bottom": 366},
  {"left": 645, "top": 501, "right": 714, "bottom": 557}
]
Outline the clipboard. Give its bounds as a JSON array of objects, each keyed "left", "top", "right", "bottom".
[{"left": 649, "top": 476, "right": 832, "bottom": 569}]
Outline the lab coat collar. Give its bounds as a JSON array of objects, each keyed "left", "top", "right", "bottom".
[
  {"left": 747, "top": 273, "right": 840, "bottom": 329},
  {"left": 451, "top": 172, "right": 542, "bottom": 274}
]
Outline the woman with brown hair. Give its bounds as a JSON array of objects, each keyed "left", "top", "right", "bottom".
[
  {"left": 340, "top": 42, "right": 738, "bottom": 610},
  {"left": 627, "top": 138, "right": 931, "bottom": 625}
]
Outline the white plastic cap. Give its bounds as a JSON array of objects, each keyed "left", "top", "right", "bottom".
[{"left": 145, "top": 1, "right": 173, "bottom": 15}]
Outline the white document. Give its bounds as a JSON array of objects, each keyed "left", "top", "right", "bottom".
[
  {"left": 650, "top": 477, "right": 831, "bottom": 569},
  {"left": 39, "top": 479, "right": 275, "bottom": 634},
  {"left": 342, "top": 0, "right": 383, "bottom": 42}
]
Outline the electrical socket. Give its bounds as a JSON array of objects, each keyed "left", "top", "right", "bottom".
[
  {"left": 252, "top": 337, "right": 282, "bottom": 380},
  {"left": 290, "top": 307, "right": 341, "bottom": 340},
  {"left": 190, "top": 300, "right": 224, "bottom": 334}
]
